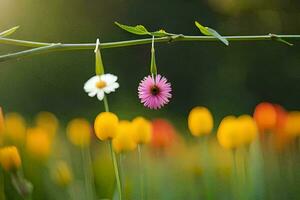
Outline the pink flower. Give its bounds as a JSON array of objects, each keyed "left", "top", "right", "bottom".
[{"left": 138, "top": 74, "right": 172, "bottom": 109}]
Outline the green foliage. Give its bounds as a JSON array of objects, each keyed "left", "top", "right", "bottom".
[
  {"left": 115, "top": 22, "right": 150, "bottom": 35},
  {"left": 115, "top": 22, "right": 170, "bottom": 37},
  {"left": 0, "top": 26, "right": 20, "bottom": 37},
  {"left": 195, "top": 21, "right": 229, "bottom": 46}
]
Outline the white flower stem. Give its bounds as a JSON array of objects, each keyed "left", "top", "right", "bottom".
[
  {"left": 103, "top": 95, "right": 109, "bottom": 112},
  {"left": 103, "top": 95, "right": 122, "bottom": 200}
]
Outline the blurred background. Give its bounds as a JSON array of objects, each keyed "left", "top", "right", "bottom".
[
  {"left": 1, "top": 1, "right": 300, "bottom": 200},
  {"left": 0, "top": 0, "right": 300, "bottom": 127}
]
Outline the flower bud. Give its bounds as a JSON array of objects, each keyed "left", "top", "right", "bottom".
[
  {"left": 67, "top": 118, "right": 91, "bottom": 148},
  {"left": 0, "top": 146, "right": 21, "bottom": 172},
  {"left": 188, "top": 106, "right": 213, "bottom": 137},
  {"left": 112, "top": 121, "right": 137, "bottom": 153},
  {"left": 94, "top": 112, "right": 119, "bottom": 140},
  {"left": 132, "top": 117, "right": 152, "bottom": 144},
  {"left": 52, "top": 161, "right": 73, "bottom": 187}
]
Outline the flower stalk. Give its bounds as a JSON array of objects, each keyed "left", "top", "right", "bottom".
[
  {"left": 137, "top": 144, "right": 145, "bottom": 200},
  {"left": 80, "top": 147, "right": 95, "bottom": 200},
  {"left": 102, "top": 96, "right": 122, "bottom": 200}
]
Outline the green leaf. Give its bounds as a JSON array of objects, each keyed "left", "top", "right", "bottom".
[
  {"left": 115, "top": 22, "right": 150, "bottom": 35},
  {"left": 195, "top": 21, "right": 229, "bottom": 46},
  {"left": 0, "top": 26, "right": 20, "bottom": 37}
]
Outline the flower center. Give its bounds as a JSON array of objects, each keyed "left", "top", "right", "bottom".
[
  {"left": 150, "top": 85, "right": 160, "bottom": 95},
  {"left": 96, "top": 80, "right": 107, "bottom": 89}
]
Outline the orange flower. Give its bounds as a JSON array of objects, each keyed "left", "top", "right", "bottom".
[
  {"left": 151, "top": 119, "right": 177, "bottom": 149},
  {"left": 253, "top": 102, "right": 277, "bottom": 132}
]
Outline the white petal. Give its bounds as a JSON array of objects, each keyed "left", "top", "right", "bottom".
[
  {"left": 96, "top": 90, "right": 104, "bottom": 101},
  {"left": 84, "top": 76, "right": 100, "bottom": 92},
  {"left": 101, "top": 74, "right": 118, "bottom": 85},
  {"left": 88, "top": 90, "right": 97, "bottom": 97},
  {"left": 104, "top": 82, "right": 119, "bottom": 94}
]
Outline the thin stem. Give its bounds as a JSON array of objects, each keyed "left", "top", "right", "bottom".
[
  {"left": 0, "top": 170, "right": 5, "bottom": 200},
  {"left": 81, "top": 147, "right": 94, "bottom": 200},
  {"left": 103, "top": 95, "right": 109, "bottom": 112},
  {"left": 138, "top": 144, "right": 145, "bottom": 200},
  {"left": 0, "top": 34, "right": 299, "bottom": 63},
  {"left": 109, "top": 141, "right": 122, "bottom": 200}
]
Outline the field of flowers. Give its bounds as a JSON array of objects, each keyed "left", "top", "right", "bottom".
[
  {"left": 1, "top": 102, "right": 300, "bottom": 200},
  {"left": 1, "top": 1, "right": 300, "bottom": 199}
]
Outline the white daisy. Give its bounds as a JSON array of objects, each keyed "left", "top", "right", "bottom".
[{"left": 84, "top": 74, "right": 119, "bottom": 101}]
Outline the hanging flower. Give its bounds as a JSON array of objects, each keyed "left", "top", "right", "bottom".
[
  {"left": 84, "top": 74, "right": 119, "bottom": 101},
  {"left": 138, "top": 74, "right": 172, "bottom": 109}
]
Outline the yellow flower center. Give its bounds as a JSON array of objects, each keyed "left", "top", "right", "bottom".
[{"left": 96, "top": 80, "right": 107, "bottom": 89}]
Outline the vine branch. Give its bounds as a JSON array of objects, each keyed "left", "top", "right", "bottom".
[{"left": 0, "top": 34, "right": 299, "bottom": 63}]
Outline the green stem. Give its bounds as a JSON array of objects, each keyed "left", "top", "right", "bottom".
[
  {"left": 81, "top": 147, "right": 95, "bottom": 200},
  {"left": 103, "top": 95, "right": 122, "bottom": 200},
  {"left": 0, "top": 34, "right": 299, "bottom": 63},
  {"left": 103, "top": 95, "right": 109, "bottom": 112},
  {"left": 0, "top": 170, "right": 5, "bottom": 200},
  {"left": 109, "top": 141, "right": 122, "bottom": 200},
  {"left": 137, "top": 144, "right": 145, "bottom": 200}
]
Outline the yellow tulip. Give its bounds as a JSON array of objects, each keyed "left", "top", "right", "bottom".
[
  {"left": 0, "top": 146, "right": 21, "bottom": 172},
  {"left": 26, "top": 128, "right": 52, "bottom": 162},
  {"left": 284, "top": 111, "right": 300, "bottom": 136},
  {"left": 4, "top": 113, "right": 26, "bottom": 144},
  {"left": 112, "top": 121, "right": 137, "bottom": 153},
  {"left": 237, "top": 115, "right": 258, "bottom": 145},
  {"left": 52, "top": 161, "right": 73, "bottom": 187},
  {"left": 188, "top": 106, "right": 214, "bottom": 137},
  {"left": 94, "top": 112, "right": 119, "bottom": 141},
  {"left": 132, "top": 117, "right": 152, "bottom": 144},
  {"left": 67, "top": 118, "right": 91, "bottom": 148},
  {"left": 217, "top": 116, "right": 242, "bottom": 149},
  {"left": 217, "top": 115, "right": 257, "bottom": 149},
  {"left": 35, "top": 112, "right": 59, "bottom": 138}
]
